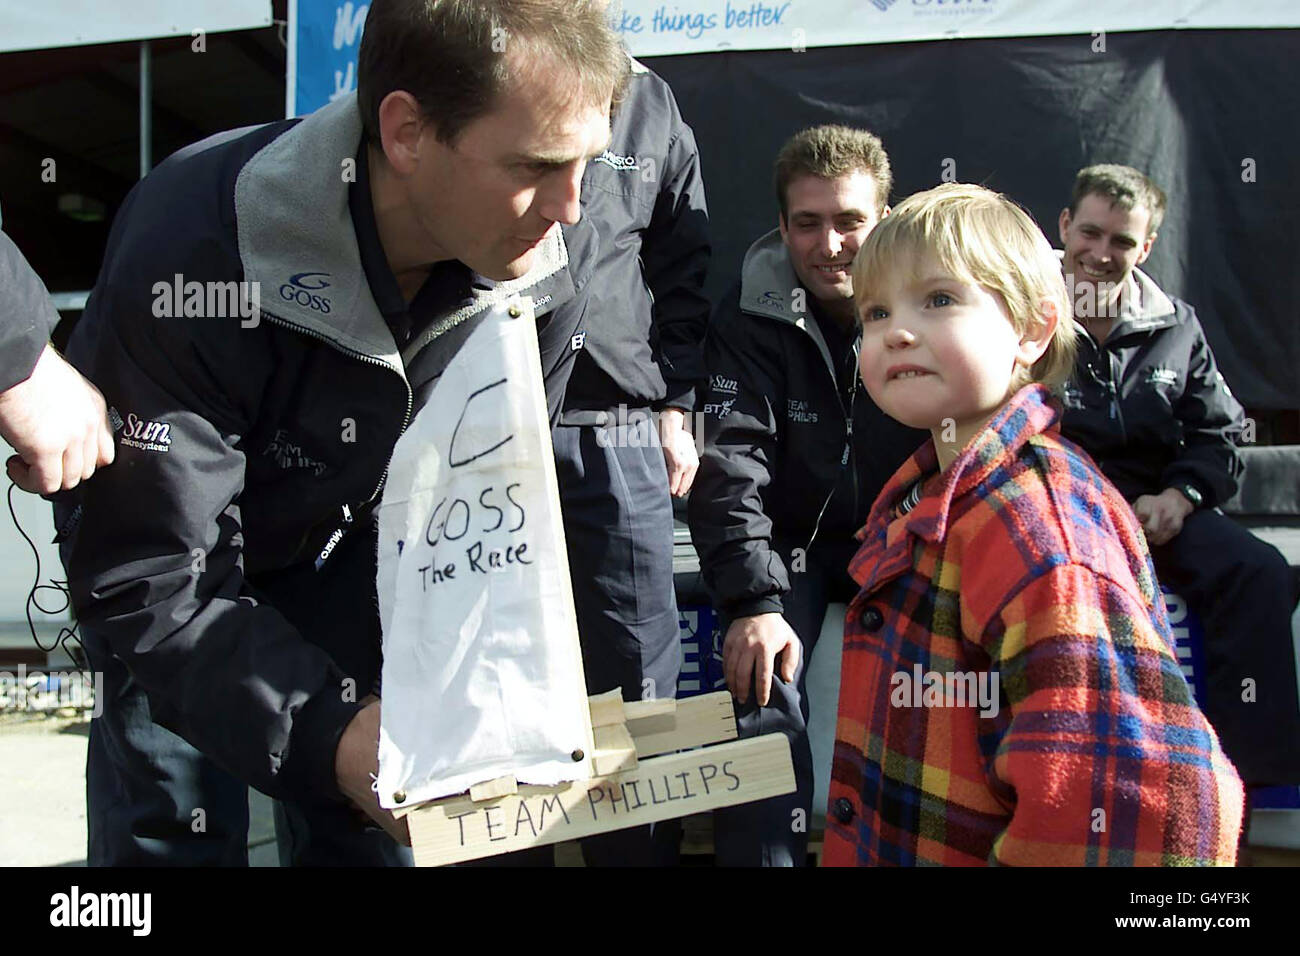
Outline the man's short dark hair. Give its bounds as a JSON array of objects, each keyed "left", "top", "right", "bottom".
[
  {"left": 358, "top": 0, "right": 628, "bottom": 145},
  {"left": 774, "top": 125, "right": 892, "bottom": 220},
  {"left": 1069, "top": 164, "right": 1167, "bottom": 236}
]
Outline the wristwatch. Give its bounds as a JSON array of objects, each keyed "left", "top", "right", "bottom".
[{"left": 1175, "top": 483, "right": 1204, "bottom": 509}]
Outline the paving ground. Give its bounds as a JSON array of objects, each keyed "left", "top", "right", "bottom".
[{"left": 0, "top": 714, "right": 278, "bottom": 867}]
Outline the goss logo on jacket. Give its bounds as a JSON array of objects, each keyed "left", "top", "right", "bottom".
[{"left": 279, "top": 272, "right": 332, "bottom": 314}]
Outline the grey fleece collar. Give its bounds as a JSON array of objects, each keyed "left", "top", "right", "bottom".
[
  {"left": 235, "top": 94, "right": 569, "bottom": 373},
  {"left": 1117, "top": 265, "right": 1177, "bottom": 328},
  {"left": 739, "top": 228, "right": 806, "bottom": 324},
  {"left": 738, "top": 228, "right": 839, "bottom": 379},
  {"left": 400, "top": 236, "right": 567, "bottom": 366}
]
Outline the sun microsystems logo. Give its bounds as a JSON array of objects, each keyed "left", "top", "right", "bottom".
[
  {"left": 710, "top": 374, "right": 738, "bottom": 395},
  {"left": 119, "top": 412, "right": 172, "bottom": 453}
]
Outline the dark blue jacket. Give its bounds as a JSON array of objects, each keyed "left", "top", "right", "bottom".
[
  {"left": 689, "top": 230, "right": 926, "bottom": 618},
  {"left": 1061, "top": 266, "right": 1245, "bottom": 509},
  {"left": 561, "top": 58, "right": 710, "bottom": 419},
  {"left": 0, "top": 230, "right": 60, "bottom": 392},
  {"left": 55, "top": 95, "right": 598, "bottom": 806}
]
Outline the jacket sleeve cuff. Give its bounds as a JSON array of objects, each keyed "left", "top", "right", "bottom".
[
  {"left": 1161, "top": 472, "right": 1216, "bottom": 509},
  {"left": 280, "top": 688, "right": 365, "bottom": 805},
  {"left": 656, "top": 384, "right": 697, "bottom": 414},
  {"left": 0, "top": 232, "right": 60, "bottom": 392},
  {"left": 0, "top": 333, "right": 46, "bottom": 393},
  {"left": 728, "top": 595, "right": 785, "bottom": 619}
]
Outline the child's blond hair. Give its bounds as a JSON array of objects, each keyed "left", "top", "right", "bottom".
[{"left": 851, "top": 182, "right": 1076, "bottom": 391}]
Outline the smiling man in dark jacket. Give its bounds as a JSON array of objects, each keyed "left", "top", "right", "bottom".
[
  {"left": 689, "top": 125, "right": 925, "bottom": 866},
  {"left": 55, "top": 0, "right": 625, "bottom": 866},
  {"left": 1057, "top": 163, "right": 1300, "bottom": 794}
]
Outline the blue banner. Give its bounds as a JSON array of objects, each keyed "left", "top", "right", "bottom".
[
  {"left": 286, "top": 0, "right": 1300, "bottom": 109},
  {"left": 288, "top": 0, "right": 369, "bottom": 117}
]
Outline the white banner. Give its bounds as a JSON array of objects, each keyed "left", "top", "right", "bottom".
[
  {"left": 376, "top": 299, "right": 593, "bottom": 810},
  {"left": 0, "top": 1, "right": 271, "bottom": 53},
  {"left": 611, "top": 0, "right": 1300, "bottom": 57}
]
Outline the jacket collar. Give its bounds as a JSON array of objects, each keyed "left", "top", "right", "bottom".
[
  {"left": 1058, "top": 251, "right": 1179, "bottom": 341},
  {"left": 850, "top": 384, "right": 1063, "bottom": 593},
  {"left": 739, "top": 228, "right": 841, "bottom": 379},
  {"left": 1112, "top": 265, "right": 1177, "bottom": 331},
  {"left": 234, "top": 94, "right": 571, "bottom": 374}
]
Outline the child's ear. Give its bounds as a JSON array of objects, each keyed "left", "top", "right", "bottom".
[{"left": 1016, "top": 299, "right": 1061, "bottom": 367}]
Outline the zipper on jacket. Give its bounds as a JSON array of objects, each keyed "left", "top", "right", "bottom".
[
  {"left": 258, "top": 310, "right": 414, "bottom": 566},
  {"left": 1106, "top": 346, "right": 1127, "bottom": 445},
  {"left": 803, "top": 335, "right": 861, "bottom": 556},
  {"left": 846, "top": 340, "right": 861, "bottom": 523},
  {"left": 841, "top": 340, "right": 860, "bottom": 465},
  {"left": 1084, "top": 325, "right": 1129, "bottom": 447}
]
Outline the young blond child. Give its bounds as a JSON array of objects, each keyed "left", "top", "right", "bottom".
[{"left": 823, "top": 183, "right": 1243, "bottom": 866}]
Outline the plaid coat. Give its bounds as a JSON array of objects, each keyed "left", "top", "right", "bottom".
[{"left": 824, "top": 385, "right": 1243, "bottom": 866}]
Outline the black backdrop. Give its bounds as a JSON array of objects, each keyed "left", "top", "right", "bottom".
[{"left": 643, "top": 28, "right": 1300, "bottom": 411}]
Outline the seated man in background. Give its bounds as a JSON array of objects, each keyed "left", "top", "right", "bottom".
[
  {"left": 689, "top": 125, "right": 926, "bottom": 866},
  {"left": 1057, "top": 163, "right": 1300, "bottom": 809}
]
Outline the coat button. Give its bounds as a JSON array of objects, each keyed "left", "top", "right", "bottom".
[
  {"left": 860, "top": 606, "right": 884, "bottom": 632},
  {"left": 832, "top": 797, "right": 855, "bottom": 824}
]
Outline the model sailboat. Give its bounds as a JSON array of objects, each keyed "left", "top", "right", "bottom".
[{"left": 376, "top": 297, "right": 793, "bottom": 865}]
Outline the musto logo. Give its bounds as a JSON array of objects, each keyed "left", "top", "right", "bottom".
[{"left": 280, "top": 272, "right": 333, "bottom": 314}]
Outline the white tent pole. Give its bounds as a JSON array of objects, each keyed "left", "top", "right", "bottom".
[{"left": 139, "top": 40, "right": 152, "bottom": 178}]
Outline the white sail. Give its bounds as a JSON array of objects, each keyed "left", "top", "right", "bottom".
[{"left": 376, "top": 298, "right": 593, "bottom": 809}]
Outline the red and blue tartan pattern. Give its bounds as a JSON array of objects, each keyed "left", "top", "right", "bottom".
[{"left": 824, "top": 385, "right": 1244, "bottom": 866}]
